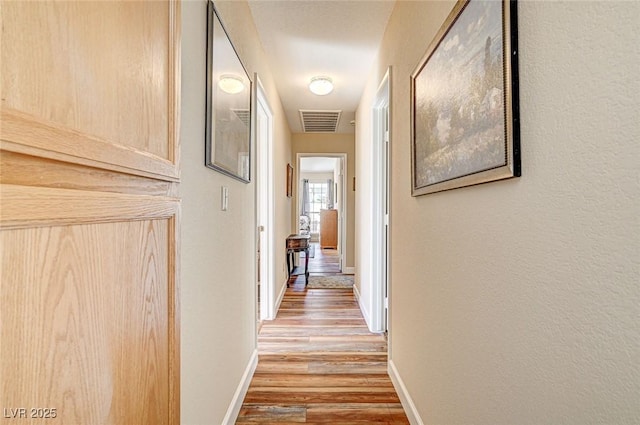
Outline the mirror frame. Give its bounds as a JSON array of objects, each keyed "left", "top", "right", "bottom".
[{"left": 205, "top": 1, "right": 252, "bottom": 183}]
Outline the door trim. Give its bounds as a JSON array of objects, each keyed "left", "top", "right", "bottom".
[
  {"left": 296, "top": 152, "right": 347, "bottom": 274},
  {"left": 371, "top": 67, "right": 391, "bottom": 334},
  {"left": 254, "top": 75, "right": 275, "bottom": 321}
]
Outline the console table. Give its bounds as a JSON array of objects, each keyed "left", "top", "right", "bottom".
[{"left": 286, "top": 234, "right": 310, "bottom": 286}]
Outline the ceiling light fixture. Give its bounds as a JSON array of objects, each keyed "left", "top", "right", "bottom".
[
  {"left": 309, "top": 76, "right": 333, "bottom": 96},
  {"left": 218, "top": 75, "right": 244, "bottom": 94}
]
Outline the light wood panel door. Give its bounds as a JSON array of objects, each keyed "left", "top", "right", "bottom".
[
  {"left": 1, "top": 2, "right": 180, "bottom": 424},
  {"left": 319, "top": 209, "right": 337, "bottom": 249}
]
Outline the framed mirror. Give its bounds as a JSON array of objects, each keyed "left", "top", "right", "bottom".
[{"left": 205, "top": 1, "right": 252, "bottom": 183}]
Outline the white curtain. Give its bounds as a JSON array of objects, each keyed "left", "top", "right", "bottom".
[
  {"left": 326, "top": 179, "right": 334, "bottom": 209},
  {"left": 301, "top": 179, "right": 310, "bottom": 216}
]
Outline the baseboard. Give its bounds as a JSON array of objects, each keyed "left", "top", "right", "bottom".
[
  {"left": 266, "top": 279, "right": 288, "bottom": 321},
  {"left": 388, "top": 359, "right": 424, "bottom": 425},
  {"left": 222, "top": 349, "right": 258, "bottom": 425},
  {"left": 353, "top": 283, "right": 373, "bottom": 332},
  {"left": 342, "top": 266, "right": 355, "bottom": 275},
  {"left": 274, "top": 279, "right": 287, "bottom": 317},
  {"left": 353, "top": 281, "right": 362, "bottom": 303}
]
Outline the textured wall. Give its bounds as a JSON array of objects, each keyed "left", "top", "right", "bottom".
[
  {"left": 357, "top": 1, "right": 640, "bottom": 423},
  {"left": 180, "top": 1, "right": 292, "bottom": 423}
]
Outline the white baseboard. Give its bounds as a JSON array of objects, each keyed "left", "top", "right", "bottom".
[
  {"left": 274, "top": 279, "right": 287, "bottom": 316},
  {"left": 353, "top": 283, "right": 373, "bottom": 332},
  {"left": 388, "top": 359, "right": 424, "bottom": 425},
  {"left": 222, "top": 349, "right": 258, "bottom": 425},
  {"left": 353, "top": 282, "right": 362, "bottom": 303},
  {"left": 342, "top": 266, "right": 355, "bottom": 275},
  {"left": 265, "top": 279, "right": 288, "bottom": 321}
]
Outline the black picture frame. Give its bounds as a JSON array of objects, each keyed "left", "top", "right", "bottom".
[
  {"left": 411, "top": 0, "right": 520, "bottom": 196},
  {"left": 205, "top": 1, "right": 252, "bottom": 183}
]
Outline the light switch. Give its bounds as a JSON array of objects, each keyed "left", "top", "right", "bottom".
[{"left": 221, "top": 186, "right": 228, "bottom": 211}]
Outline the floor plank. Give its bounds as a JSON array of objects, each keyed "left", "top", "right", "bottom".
[
  {"left": 304, "top": 243, "right": 340, "bottom": 274},
  {"left": 238, "top": 254, "right": 409, "bottom": 424}
]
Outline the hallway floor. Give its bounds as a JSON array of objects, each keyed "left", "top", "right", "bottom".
[
  {"left": 237, "top": 253, "right": 409, "bottom": 423},
  {"left": 305, "top": 243, "right": 341, "bottom": 274}
]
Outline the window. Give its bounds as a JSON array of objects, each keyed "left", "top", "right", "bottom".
[{"left": 307, "top": 182, "right": 328, "bottom": 233}]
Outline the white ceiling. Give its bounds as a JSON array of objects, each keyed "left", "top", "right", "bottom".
[{"left": 248, "top": 0, "right": 396, "bottom": 134}]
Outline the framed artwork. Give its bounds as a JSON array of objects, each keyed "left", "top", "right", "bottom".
[
  {"left": 286, "top": 164, "right": 293, "bottom": 198},
  {"left": 411, "top": 0, "right": 520, "bottom": 196},
  {"left": 205, "top": 0, "right": 252, "bottom": 183}
]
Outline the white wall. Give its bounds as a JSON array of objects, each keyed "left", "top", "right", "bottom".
[
  {"left": 300, "top": 171, "right": 334, "bottom": 182},
  {"left": 180, "top": 1, "right": 292, "bottom": 423},
  {"left": 357, "top": 1, "right": 640, "bottom": 424}
]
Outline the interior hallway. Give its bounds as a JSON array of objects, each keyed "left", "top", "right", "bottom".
[{"left": 238, "top": 252, "right": 408, "bottom": 423}]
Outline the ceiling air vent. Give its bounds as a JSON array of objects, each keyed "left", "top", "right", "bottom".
[
  {"left": 299, "top": 110, "right": 341, "bottom": 133},
  {"left": 232, "top": 109, "right": 250, "bottom": 127}
]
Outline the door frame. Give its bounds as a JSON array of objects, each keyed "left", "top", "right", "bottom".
[
  {"left": 296, "top": 152, "right": 347, "bottom": 273},
  {"left": 371, "top": 67, "right": 391, "bottom": 333},
  {"left": 254, "top": 74, "right": 276, "bottom": 321}
]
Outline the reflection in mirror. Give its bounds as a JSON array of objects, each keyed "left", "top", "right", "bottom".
[{"left": 205, "top": 1, "right": 251, "bottom": 182}]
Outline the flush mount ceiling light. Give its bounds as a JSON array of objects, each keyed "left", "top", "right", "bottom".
[
  {"left": 218, "top": 74, "right": 244, "bottom": 94},
  {"left": 308, "top": 76, "right": 333, "bottom": 96}
]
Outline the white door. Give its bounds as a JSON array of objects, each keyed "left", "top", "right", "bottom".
[
  {"left": 372, "top": 69, "right": 391, "bottom": 333},
  {"left": 383, "top": 105, "right": 390, "bottom": 332},
  {"left": 255, "top": 77, "right": 275, "bottom": 321}
]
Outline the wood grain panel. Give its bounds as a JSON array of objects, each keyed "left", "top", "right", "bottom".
[
  {"left": 0, "top": 184, "right": 179, "bottom": 229},
  {"left": 306, "top": 243, "right": 340, "bottom": 274},
  {"left": 0, "top": 1, "right": 181, "bottom": 423},
  {"left": 1, "top": 1, "right": 177, "bottom": 160},
  {"left": 305, "top": 403, "right": 409, "bottom": 423},
  {"left": 167, "top": 213, "right": 181, "bottom": 425},
  {"left": 0, "top": 219, "right": 177, "bottom": 424},
  {"left": 259, "top": 326, "right": 372, "bottom": 337},
  {"left": 0, "top": 110, "right": 178, "bottom": 181},
  {"left": 0, "top": 0, "right": 180, "bottom": 179},
  {"left": 239, "top": 286, "right": 409, "bottom": 423},
  {"left": 0, "top": 151, "right": 177, "bottom": 197},
  {"left": 319, "top": 210, "right": 337, "bottom": 249}
]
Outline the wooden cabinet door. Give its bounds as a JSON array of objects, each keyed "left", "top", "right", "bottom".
[
  {"left": 1, "top": 2, "right": 180, "bottom": 424},
  {"left": 320, "top": 209, "right": 338, "bottom": 249}
]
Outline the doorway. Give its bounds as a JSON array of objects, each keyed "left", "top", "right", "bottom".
[
  {"left": 255, "top": 76, "right": 275, "bottom": 322},
  {"left": 371, "top": 68, "right": 391, "bottom": 333},
  {"left": 297, "top": 153, "right": 347, "bottom": 274}
]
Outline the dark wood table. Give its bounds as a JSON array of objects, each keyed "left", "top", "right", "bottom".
[{"left": 286, "top": 234, "right": 310, "bottom": 286}]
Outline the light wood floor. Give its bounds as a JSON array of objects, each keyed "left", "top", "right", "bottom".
[
  {"left": 237, "top": 249, "right": 409, "bottom": 424},
  {"left": 306, "top": 243, "right": 341, "bottom": 274}
]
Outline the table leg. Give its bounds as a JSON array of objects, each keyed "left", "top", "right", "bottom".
[
  {"left": 286, "top": 250, "right": 291, "bottom": 287},
  {"left": 304, "top": 247, "right": 310, "bottom": 286}
]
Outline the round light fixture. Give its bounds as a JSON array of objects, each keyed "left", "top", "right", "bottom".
[
  {"left": 218, "top": 75, "right": 244, "bottom": 94},
  {"left": 309, "top": 76, "right": 333, "bottom": 96}
]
